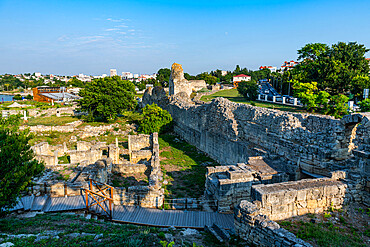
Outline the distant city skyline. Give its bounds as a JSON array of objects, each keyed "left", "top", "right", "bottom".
[{"left": 0, "top": 0, "right": 369, "bottom": 75}]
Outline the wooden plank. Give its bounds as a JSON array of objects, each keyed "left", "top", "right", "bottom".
[
  {"left": 159, "top": 210, "right": 169, "bottom": 227},
  {"left": 192, "top": 211, "right": 199, "bottom": 228},
  {"left": 136, "top": 208, "right": 148, "bottom": 224},
  {"left": 31, "top": 196, "right": 48, "bottom": 211},
  {"left": 21, "top": 195, "right": 35, "bottom": 211},
  {"left": 166, "top": 210, "right": 175, "bottom": 227}
]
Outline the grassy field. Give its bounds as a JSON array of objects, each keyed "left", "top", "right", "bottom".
[
  {"left": 279, "top": 206, "right": 370, "bottom": 247},
  {"left": 26, "top": 116, "right": 79, "bottom": 126},
  {"left": 159, "top": 134, "right": 219, "bottom": 199},
  {"left": 200, "top": 89, "right": 307, "bottom": 113},
  {"left": 0, "top": 213, "right": 246, "bottom": 247}
]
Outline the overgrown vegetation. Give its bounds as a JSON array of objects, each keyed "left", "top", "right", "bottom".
[
  {"left": 0, "top": 213, "right": 243, "bottom": 246},
  {"left": 0, "top": 115, "right": 44, "bottom": 211},
  {"left": 159, "top": 134, "right": 218, "bottom": 199},
  {"left": 26, "top": 116, "right": 78, "bottom": 126},
  {"left": 237, "top": 80, "right": 259, "bottom": 101},
  {"left": 279, "top": 206, "right": 370, "bottom": 247},
  {"left": 78, "top": 76, "right": 137, "bottom": 122},
  {"left": 139, "top": 103, "right": 172, "bottom": 134}
]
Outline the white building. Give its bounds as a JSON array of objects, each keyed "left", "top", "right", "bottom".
[
  {"left": 233, "top": 74, "right": 251, "bottom": 83},
  {"left": 281, "top": 61, "right": 299, "bottom": 71},
  {"left": 122, "top": 72, "right": 134, "bottom": 80},
  {"left": 110, "top": 69, "right": 117, "bottom": 77},
  {"left": 259, "top": 66, "right": 277, "bottom": 73},
  {"left": 35, "top": 72, "right": 42, "bottom": 77},
  {"left": 221, "top": 71, "right": 228, "bottom": 76}
]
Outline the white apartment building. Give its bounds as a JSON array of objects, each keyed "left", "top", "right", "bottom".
[
  {"left": 259, "top": 66, "right": 277, "bottom": 73},
  {"left": 110, "top": 69, "right": 117, "bottom": 77},
  {"left": 122, "top": 72, "right": 134, "bottom": 80}
]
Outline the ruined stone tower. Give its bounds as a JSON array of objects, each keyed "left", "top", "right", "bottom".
[
  {"left": 169, "top": 63, "right": 206, "bottom": 97},
  {"left": 169, "top": 63, "right": 192, "bottom": 96}
]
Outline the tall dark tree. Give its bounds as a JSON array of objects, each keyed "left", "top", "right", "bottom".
[
  {"left": 0, "top": 115, "right": 44, "bottom": 211},
  {"left": 157, "top": 68, "right": 171, "bottom": 87},
  {"left": 78, "top": 76, "right": 137, "bottom": 122},
  {"left": 293, "top": 42, "right": 369, "bottom": 96}
]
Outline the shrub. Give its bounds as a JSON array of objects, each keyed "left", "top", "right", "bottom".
[
  {"left": 358, "top": 98, "right": 370, "bottom": 112},
  {"left": 237, "top": 80, "right": 259, "bottom": 101},
  {"left": 328, "top": 94, "right": 349, "bottom": 118},
  {"left": 13, "top": 94, "right": 22, "bottom": 100},
  {"left": 25, "top": 94, "right": 33, "bottom": 100},
  {"left": 139, "top": 103, "right": 172, "bottom": 134}
]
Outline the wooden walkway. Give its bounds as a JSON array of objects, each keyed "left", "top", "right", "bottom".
[{"left": 6, "top": 195, "right": 234, "bottom": 230}]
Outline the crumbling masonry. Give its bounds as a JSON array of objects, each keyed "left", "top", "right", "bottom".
[{"left": 142, "top": 63, "right": 370, "bottom": 246}]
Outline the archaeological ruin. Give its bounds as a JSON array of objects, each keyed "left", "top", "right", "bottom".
[
  {"left": 6, "top": 62, "right": 369, "bottom": 246},
  {"left": 30, "top": 132, "right": 164, "bottom": 208},
  {"left": 141, "top": 62, "right": 370, "bottom": 246}
]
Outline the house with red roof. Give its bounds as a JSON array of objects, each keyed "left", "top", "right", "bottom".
[
  {"left": 259, "top": 66, "right": 277, "bottom": 73},
  {"left": 281, "top": 60, "right": 299, "bottom": 71},
  {"left": 233, "top": 74, "right": 251, "bottom": 88}
]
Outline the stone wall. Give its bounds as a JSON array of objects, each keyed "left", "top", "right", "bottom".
[
  {"left": 205, "top": 157, "right": 288, "bottom": 212},
  {"left": 168, "top": 63, "right": 206, "bottom": 97},
  {"left": 143, "top": 87, "right": 370, "bottom": 180},
  {"left": 69, "top": 149, "right": 102, "bottom": 164},
  {"left": 128, "top": 134, "right": 152, "bottom": 163},
  {"left": 234, "top": 200, "right": 313, "bottom": 247},
  {"left": 112, "top": 162, "right": 147, "bottom": 174},
  {"left": 112, "top": 133, "right": 164, "bottom": 207},
  {"left": 44, "top": 133, "right": 164, "bottom": 209},
  {"left": 251, "top": 176, "right": 354, "bottom": 221}
]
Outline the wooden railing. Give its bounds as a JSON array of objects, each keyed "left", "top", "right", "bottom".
[{"left": 82, "top": 179, "right": 114, "bottom": 219}]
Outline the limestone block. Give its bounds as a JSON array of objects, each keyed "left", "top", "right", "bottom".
[{"left": 307, "top": 200, "right": 318, "bottom": 209}]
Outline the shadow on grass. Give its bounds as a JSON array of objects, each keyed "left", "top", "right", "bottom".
[{"left": 159, "top": 133, "right": 219, "bottom": 199}]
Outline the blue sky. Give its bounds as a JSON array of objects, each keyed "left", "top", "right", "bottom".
[{"left": 0, "top": 0, "right": 369, "bottom": 75}]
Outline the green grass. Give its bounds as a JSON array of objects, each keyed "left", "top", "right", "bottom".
[
  {"left": 26, "top": 116, "right": 78, "bottom": 126},
  {"left": 200, "top": 89, "right": 307, "bottom": 113},
  {"left": 0, "top": 213, "right": 243, "bottom": 246},
  {"left": 159, "top": 134, "right": 219, "bottom": 199},
  {"left": 295, "top": 222, "right": 366, "bottom": 247},
  {"left": 0, "top": 213, "right": 159, "bottom": 247}
]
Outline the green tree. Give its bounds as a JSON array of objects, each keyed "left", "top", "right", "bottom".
[
  {"left": 69, "top": 77, "right": 84, "bottom": 88},
  {"left": 292, "top": 81, "right": 319, "bottom": 111},
  {"left": 297, "top": 43, "right": 329, "bottom": 61},
  {"left": 0, "top": 115, "right": 44, "bottom": 211},
  {"left": 358, "top": 98, "right": 370, "bottom": 112},
  {"left": 139, "top": 103, "right": 172, "bottom": 134},
  {"left": 328, "top": 94, "right": 349, "bottom": 118},
  {"left": 293, "top": 42, "right": 369, "bottom": 95},
  {"left": 78, "top": 76, "right": 137, "bottom": 122},
  {"left": 157, "top": 68, "right": 171, "bottom": 87},
  {"left": 351, "top": 75, "right": 370, "bottom": 99},
  {"left": 237, "top": 80, "right": 259, "bottom": 101},
  {"left": 195, "top": 72, "right": 218, "bottom": 85}
]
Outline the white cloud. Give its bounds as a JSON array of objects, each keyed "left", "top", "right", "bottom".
[
  {"left": 105, "top": 28, "right": 120, "bottom": 32},
  {"left": 106, "top": 18, "right": 130, "bottom": 22}
]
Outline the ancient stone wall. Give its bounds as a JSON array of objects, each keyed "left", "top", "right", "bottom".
[
  {"left": 128, "top": 134, "right": 152, "bottom": 163},
  {"left": 112, "top": 163, "right": 147, "bottom": 174},
  {"left": 143, "top": 87, "right": 370, "bottom": 180},
  {"left": 234, "top": 201, "right": 313, "bottom": 247},
  {"left": 168, "top": 63, "right": 206, "bottom": 97},
  {"left": 43, "top": 133, "right": 164, "bottom": 208},
  {"left": 205, "top": 157, "right": 288, "bottom": 212},
  {"left": 251, "top": 176, "right": 355, "bottom": 221}
]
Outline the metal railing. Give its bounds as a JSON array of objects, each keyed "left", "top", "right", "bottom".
[{"left": 162, "top": 198, "right": 218, "bottom": 211}]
